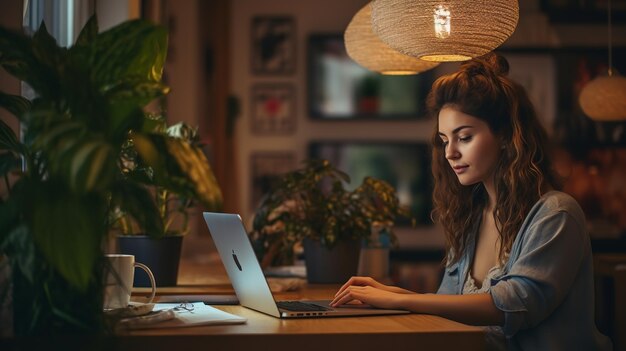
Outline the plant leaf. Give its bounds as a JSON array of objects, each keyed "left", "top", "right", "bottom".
[
  {"left": 110, "top": 180, "right": 164, "bottom": 237},
  {"left": 68, "top": 140, "right": 115, "bottom": 192},
  {"left": 1, "top": 225, "right": 36, "bottom": 284},
  {"left": 0, "top": 91, "right": 31, "bottom": 121},
  {"left": 0, "top": 21, "right": 63, "bottom": 100},
  {"left": 0, "top": 26, "right": 37, "bottom": 83},
  {"left": 165, "top": 138, "right": 222, "bottom": 209},
  {"left": 31, "top": 181, "right": 106, "bottom": 291},
  {"left": 131, "top": 133, "right": 163, "bottom": 173},
  {"left": 91, "top": 20, "right": 168, "bottom": 87},
  {"left": 74, "top": 14, "right": 98, "bottom": 47},
  {"left": 31, "top": 119, "right": 82, "bottom": 146},
  {"left": 0, "top": 152, "right": 22, "bottom": 178},
  {"left": 105, "top": 78, "right": 170, "bottom": 108},
  {"left": 83, "top": 142, "right": 114, "bottom": 191},
  {"left": 140, "top": 113, "right": 167, "bottom": 134},
  {"left": 39, "top": 135, "right": 116, "bottom": 193},
  {"left": 32, "top": 22, "right": 61, "bottom": 58},
  {"left": 29, "top": 22, "right": 64, "bottom": 100},
  {"left": 0, "top": 117, "right": 20, "bottom": 152},
  {"left": 0, "top": 191, "right": 21, "bottom": 244},
  {"left": 106, "top": 102, "right": 147, "bottom": 144},
  {"left": 135, "top": 133, "right": 222, "bottom": 207},
  {"left": 83, "top": 79, "right": 152, "bottom": 141},
  {"left": 0, "top": 187, "right": 38, "bottom": 286}
]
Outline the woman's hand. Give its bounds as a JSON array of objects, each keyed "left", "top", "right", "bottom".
[
  {"left": 330, "top": 276, "right": 408, "bottom": 309},
  {"left": 334, "top": 276, "right": 387, "bottom": 296},
  {"left": 330, "top": 284, "right": 404, "bottom": 309},
  {"left": 334, "top": 276, "right": 415, "bottom": 297}
]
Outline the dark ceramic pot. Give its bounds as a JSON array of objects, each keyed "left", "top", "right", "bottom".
[
  {"left": 118, "top": 235, "right": 183, "bottom": 287},
  {"left": 302, "top": 238, "right": 360, "bottom": 284}
]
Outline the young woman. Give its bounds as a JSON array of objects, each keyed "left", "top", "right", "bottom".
[{"left": 330, "top": 53, "right": 612, "bottom": 350}]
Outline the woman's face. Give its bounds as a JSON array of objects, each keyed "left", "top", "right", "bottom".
[{"left": 437, "top": 106, "right": 501, "bottom": 187}]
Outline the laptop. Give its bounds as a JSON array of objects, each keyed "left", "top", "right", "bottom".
[{"left": 203, "top": 212, "right": 410, "bottom": 319}]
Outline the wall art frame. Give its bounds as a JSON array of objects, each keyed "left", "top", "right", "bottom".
[
  {"left": 307, "top": 34, "right": 436, "bottom": 120},
  {"left": 250, "top": 83, "right": 296, "bottom": 135},
  {"left": 251, "top": 16, "right": 296, "bottom": 75}
]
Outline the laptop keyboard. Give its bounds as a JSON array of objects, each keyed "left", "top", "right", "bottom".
[{"left": 277, "top": 301, "right": 331, "bottom": 311}]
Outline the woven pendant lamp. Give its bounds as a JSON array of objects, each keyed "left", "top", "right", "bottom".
[
  {"left": 345, "top": 3, "right": 439, "bottom": 75},
  {"left": 370, "top": 0, "right": 519, "bottom": 62},
  {"left": 579, "top": 76, "right": 626, "bottom": 121},
  {"left": 578, "top": 0, "right": 626, "bottom": 121}
]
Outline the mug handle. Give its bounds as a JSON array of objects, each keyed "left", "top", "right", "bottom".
[{"left": 134, "top": 262, "right": 156, "bottom": 304}]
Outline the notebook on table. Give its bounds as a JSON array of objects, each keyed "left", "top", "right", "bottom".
[{"left": 203, "top": 212, "right": 410, "bottom": 319}]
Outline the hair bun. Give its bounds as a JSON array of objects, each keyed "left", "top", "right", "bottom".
[{"left": 461, "top": 52, "right": 509, "bottom": 78}]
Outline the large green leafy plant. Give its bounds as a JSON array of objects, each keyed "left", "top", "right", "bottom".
[
  {"left": 0, "top": 16, "right": 221, "bottom": 334},
  {"left": 250, "top": 160, "right": 411, "bottom": 267},
  {"left": 112, "top": 115, "right": 216, "bottom": 237}
]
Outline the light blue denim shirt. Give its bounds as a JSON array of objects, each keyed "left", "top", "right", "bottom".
[{"left": 437, "top": 191, "right": 612, "bottom": 350}]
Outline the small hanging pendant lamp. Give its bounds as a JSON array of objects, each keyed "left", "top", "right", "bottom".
[
  {"left": 370, "top": 0, "right": 519, "bottom": 62},
  {"left": 579, "top": 0, "right": 626, "bottom": 121},
  {"left": 345, "top": 3, "right": 439, "bottom": 75}
]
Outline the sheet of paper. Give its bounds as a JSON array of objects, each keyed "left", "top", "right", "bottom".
[{"left": 125, "top": 302, "right": 247, "bottom": 329}]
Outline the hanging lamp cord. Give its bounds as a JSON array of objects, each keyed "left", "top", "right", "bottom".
[{"left": 608, "top": 0, "right": 613, "bottom": 76}]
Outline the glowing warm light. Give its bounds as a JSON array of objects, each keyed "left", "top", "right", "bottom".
[
  {"left": 371, "top": 0, "right": 519, "bottom": 62},
  {"left": 579, "top": 74, "right": 626, "bottom": 121},
  {"left": 434, "top": 5, "right": 451, "bottom": 39},
  {"left": 578, "top": 0, "right": 626, "bottom": 121}
]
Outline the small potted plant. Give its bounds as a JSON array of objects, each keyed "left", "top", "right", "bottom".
[
  {"left": 110, "top": 114, "right": 222, "bottom": 287},
  {"left": 250, "top": 159, "right": 411, "bottom": 283}
]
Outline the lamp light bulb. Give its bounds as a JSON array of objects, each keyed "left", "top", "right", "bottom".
[{"left": 434, "top": 5, "right": 451, "bottom": 39}]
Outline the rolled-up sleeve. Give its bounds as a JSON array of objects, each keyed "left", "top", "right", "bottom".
[
  {"left": 489, "top": 209, "right": 587, "bottom": 337},
  {"left": 437, "top": 261, "right": 460, "bottom": 295}
]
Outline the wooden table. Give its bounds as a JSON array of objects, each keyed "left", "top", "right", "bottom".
[
  {"left": 594, "top": 253, "right": 626, "bottom": 351},
  {"left": 120, "top": 260, "right": 485, "bottom": 351}
]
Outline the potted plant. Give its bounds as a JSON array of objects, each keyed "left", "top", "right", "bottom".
[
  {"left": 110, "top": 115, "right": 221, "bottom": 287},
  {"left": 249, "top": 159, "right": 411, "bottom": 283},
  {"left": 0, "top": 15, "right": 220, "bottom": 334}
]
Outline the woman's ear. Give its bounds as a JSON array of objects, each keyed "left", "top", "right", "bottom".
[{"left": 498, "top": 135, "right": 507, "bottom": 150}]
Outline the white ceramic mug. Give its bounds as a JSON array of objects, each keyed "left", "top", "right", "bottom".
[{"left": 104, "top": 254, "right": 156, "bottom": 310}]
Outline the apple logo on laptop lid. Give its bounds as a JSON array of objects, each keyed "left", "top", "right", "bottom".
[{"left": 232, "top": 250, "right": 243, "bottom": 271}]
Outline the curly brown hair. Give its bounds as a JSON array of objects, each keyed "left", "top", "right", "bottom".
[{"left": 427, "top": 53, "right": 562, "bottom": 265}]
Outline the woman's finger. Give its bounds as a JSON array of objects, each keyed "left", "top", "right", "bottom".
[
  {"left": 334, "top": 276, "right": 376, "bottom": 297},
  {"left": 331, "top": 286, "right": 365, "bottom": 306},
  {"left": 330, "top": 286, "right": 352, "bottom": 305},
  {"left": 334, "top": 277, "right": 356, "bottom": 297}
]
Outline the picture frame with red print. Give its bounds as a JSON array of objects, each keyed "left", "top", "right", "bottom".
[{"left": 251, "top": 83, "right": 296, "bottom": 135}]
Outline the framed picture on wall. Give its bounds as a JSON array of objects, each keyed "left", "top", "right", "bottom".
[
  {"left": 250, "top": 152, "right": 297, "bottom": 210},
  {"left": 251, "top": 16, "right": 296, "bottom": 75},
  {"left": 251, "top": 83, "right": 296, "bottom": 134},
  {"left": 307, "top": 34, "right": 436, "bottom": 120},
  {"left": 309, "top": 141, "right": 433, "bottom": 226}
]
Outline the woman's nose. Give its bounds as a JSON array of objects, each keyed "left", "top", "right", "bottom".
[{"left": 445, "top": 144, "right": 460, "bottom": 160}]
